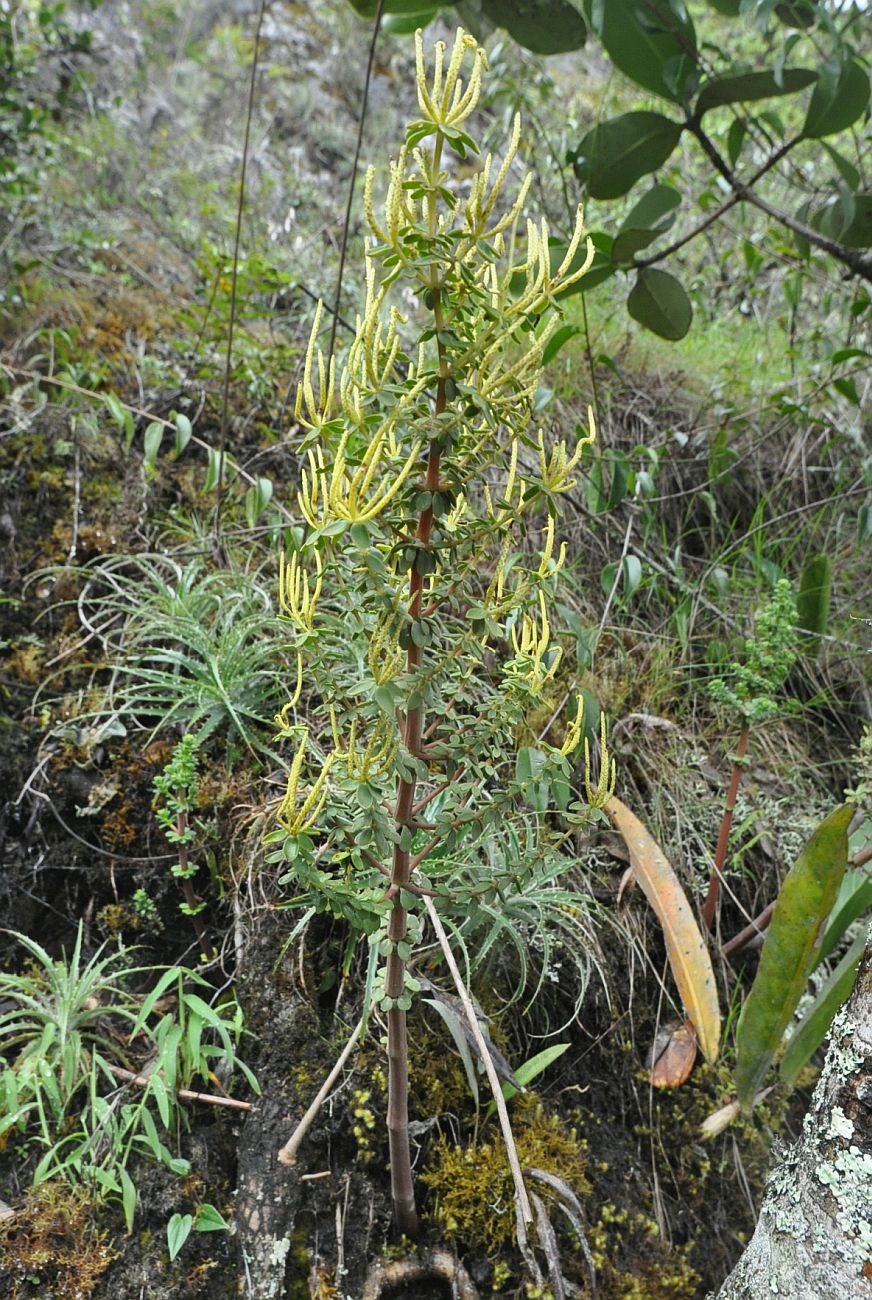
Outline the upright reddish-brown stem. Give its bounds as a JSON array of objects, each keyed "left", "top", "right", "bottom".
[
  {"left": 176, "top": 810, "right": 215, "bottom": 962},
  {"left": 384, "top": 372, "right": 445, "bottom": 1236},
  {"left": 702, "top": 723, "right": 750, "bottom": 932}
]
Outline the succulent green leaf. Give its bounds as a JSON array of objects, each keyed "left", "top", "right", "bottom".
[
  {"left": 571, "top": 113, "right": 682, "bottom": 201},
  {"left": 803, "top": 58, "right": 870, "bottom": 139},
  {"left": 696, "top": 68, "right": 816, "bottom": 116},
  {"left": 780, "top": 929, "right": 866, "bottom": 1088},
  {"left": 734, "top": 804, "right": 853, "bottom": 1108},
  {"left": 627, "top": 268, "right": 693, "bottom": 340},
  {"left": 195, "top": 1204, "right": 230, "bottom": 1232},
  {"left": 582, "top": 0, "right": 698, "bottom": 102},
  {"left": 481, "top": 0, "right": 587, "bottom": 54}
]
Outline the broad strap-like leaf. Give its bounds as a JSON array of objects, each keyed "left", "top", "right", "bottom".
[
  {"left": 605, "top": 795, "right": 721, "bottom": 1062},
  {"left": 780, "top": 929, "right": 867, "bottom": 1089},
  {"left": 735, "top": 804, "right": 853, "bottom": 1108}
]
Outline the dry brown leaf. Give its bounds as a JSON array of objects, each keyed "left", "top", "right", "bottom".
[
  {"left": 605, "top": 795, "right": 721, "bottom": 1063},
  {"left": 647, "top": 1020, "right": 698, "bottom": 1088}
]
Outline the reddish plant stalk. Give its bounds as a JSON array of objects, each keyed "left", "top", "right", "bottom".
[
  {"left": 176, "top": 810, "right": 215, "bottom": 962},
  {"left": 702, "top": 723, "right": 750, "bottom": 932},
  {"left": 384, "top": 375, "right": 445, "bottom": 1236}
]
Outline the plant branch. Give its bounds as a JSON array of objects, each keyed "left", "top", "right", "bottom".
[
  {"left": 328, "top": 0, "right": 385, "bottom": 363},
  {"left": 635, "top": 139, "right": 798, "bottom": 270},
  {"left": 687, "top": 121, "right": 872, "bottom": 284},
  {"left": 213, "top": 0, "right": 267, "bottom": 547},
  {"left": 107, "top": 1064, "right": 252, "bottom": 1111}
]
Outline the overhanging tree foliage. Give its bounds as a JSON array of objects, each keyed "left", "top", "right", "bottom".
[{"left": 346, "top": 0, "right": 871, "bottom": 339}]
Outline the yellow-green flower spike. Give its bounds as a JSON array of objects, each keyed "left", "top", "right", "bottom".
[
  {"left": 560, "top": 697, "right": 585, "bottom": 757},
  {"left": 584, "top": 712, "right": 617, "bottom": 810},
  {"left": 368, "top": 611, "right": 405, "bottom": 686},
  {"left": 279, "top": 549, "right": 323, "bottom": 633},
  {"left": 277, "top": 730, "right": 335, "bottom": 836}
]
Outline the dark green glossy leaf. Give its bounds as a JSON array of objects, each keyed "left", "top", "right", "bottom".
[
  {"left": 582, "top": 0, "right": 698, "bottom": 103},
  {"left": 383, "top": 7, "right": 439, "bottom": 34},
  {"left": 774, "top": 0, "right": 818, "bottom": 27},
  {"left": 734, "top": 805, "right": 853, "bottom": 1108},
  {"left": 796, "top": 553, "right": 832, "bottom": 653},
  {"left": 803, "top": 58, "right": 870, "bottom": 139},
  {"left": 612, "top": 184, "right": 681, "bottom": 261},
  {"left": 696, "top": 68, "right": 816, "bottom": 116},
  {"left": 627, "top": 268, "right": 692, "bottom": 340},
  {"left": 727, "top": 118, "right": 746, "bottom": 166},
  {"left": 542, "top": 324, "right": 581, "bottom": 366},
  {"left": 706, "top": 0, "right": 739, "bottom": 12},
  {"left": 571, "top": 112, "right": 682, "bottom": 200},
  {"left": 482, "top": 0, "right": 586, "bottom": 54},
  {"left": 780, "top": 930, "right": 866, "bottom": 1088}
]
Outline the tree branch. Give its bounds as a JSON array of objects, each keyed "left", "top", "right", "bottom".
[{"left": 687, "top": 121, "right": 872, "bottom": 284}]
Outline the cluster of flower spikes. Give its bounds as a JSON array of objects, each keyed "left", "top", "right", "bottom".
[{"left": 275, "top": 26, "right": 603, "bottom": 836}]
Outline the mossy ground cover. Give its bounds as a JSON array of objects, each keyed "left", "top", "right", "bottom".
[{"left": 0, "top": 3, "right": 868, "bottom": 1298}]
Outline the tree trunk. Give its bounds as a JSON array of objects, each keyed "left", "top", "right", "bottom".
[{"left": 714, "top": 934, "right": 872, "bottom": 1299}]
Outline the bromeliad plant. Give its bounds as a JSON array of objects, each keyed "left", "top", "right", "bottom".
[{"left": 265, "top": 29, "right": 603, "bottom": 1234}]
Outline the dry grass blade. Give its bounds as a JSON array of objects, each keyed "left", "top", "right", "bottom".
[
  {"left": 531, "top": 1192, "right": 566, "bottom": 1300},
  {"left": 525, "top": 1167, "right": 597, "bottom": 1296},
  {"left": 605, "top": 795, "right": 721, "bottom": 1063}
]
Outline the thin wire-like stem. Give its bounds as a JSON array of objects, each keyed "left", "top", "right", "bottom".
[
  {"left": 327, "top": 0, "right": 385, "bottom": 363},
  {"left": 213, "top": 0, "right": 267, "bottom": 549}
]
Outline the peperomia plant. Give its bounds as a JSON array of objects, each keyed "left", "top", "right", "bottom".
[{"left": 265, "top": 28, "right": 602, "bottom": 1233}]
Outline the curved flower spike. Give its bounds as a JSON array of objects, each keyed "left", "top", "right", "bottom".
[
  {"left": 295, "top": 302, "right": 336, "bottom": 432},
  {"left": 538, "top": 515, "right": 567, "bottom": 579},
  {"left": 368, "top": 611, "right": 405, "bottom": 686},
  {"left": 298, "top": 444, "right": 332, "bottom": 530},
  {"left": 415, "top": 28, "right": 485, "bottom": 130},
  {"left": 279, "top": 549, "right": 322, "bottom": 632},
  {"left": 560, "top": 697, "right": 585, "bottom": 758},
  {"left": 584, "top": 712, "right": 617, "bottom": 810},
  {"left": 538, "top": 406, "right": 597, "bottom": 496},
  {"left": 277, "top": 730, "right": 335, "bottom": 836}
]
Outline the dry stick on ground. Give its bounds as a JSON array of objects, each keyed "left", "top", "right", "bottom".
[
  {"left": 106, "top": 1064, "right": 252, "bottom": 1111},
  {"left": 277, "top": 1016, "right": 365, "bottom": 1167},
  {"left": 420, "top": 893, "right": 536, "bottom": 1263}
]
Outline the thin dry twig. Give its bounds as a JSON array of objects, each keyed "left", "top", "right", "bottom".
[{"left": 106, "top": 1063, "right": 252, "bottom": 1111}]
